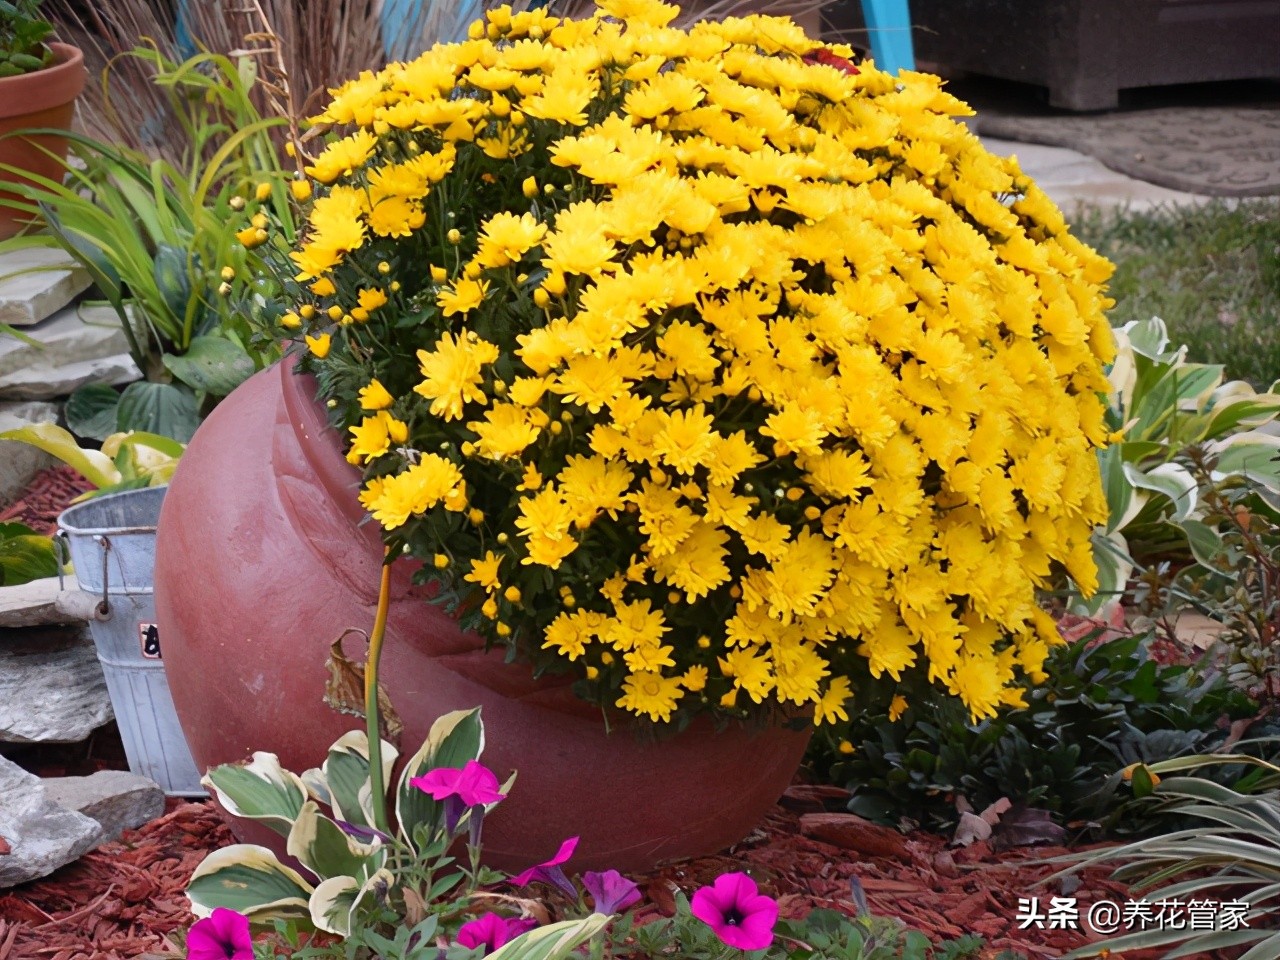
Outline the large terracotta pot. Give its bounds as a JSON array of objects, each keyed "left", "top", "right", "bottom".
[
  {"left": 155, "top": 359, "right": 810, "bottom": 873},
  {"left": 0, "top": 43, "right": 86, "bottom": 241}
]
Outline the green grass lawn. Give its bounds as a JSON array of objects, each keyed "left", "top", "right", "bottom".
[{"left": 1072, "top": 199, "right": 1280, "bottom": 387}]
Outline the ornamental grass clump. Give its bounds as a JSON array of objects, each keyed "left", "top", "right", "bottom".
[{"left": 272, "top": 0, "right": 1117, "bottom": 729}]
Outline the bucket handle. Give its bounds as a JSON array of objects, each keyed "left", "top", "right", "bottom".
[{"left": 92, "top": 534, "right": 112, "bottom": 617}]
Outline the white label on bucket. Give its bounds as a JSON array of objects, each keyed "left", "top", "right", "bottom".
[{"left": 140, "top": 623, "right": 161, "bottom": 660}]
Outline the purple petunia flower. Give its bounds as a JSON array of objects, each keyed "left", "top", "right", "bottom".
[
  {"left": 508, "top": 836, "right": 579, "bottom": 899},
  {"left": 582, "top": 869, "right": 641, "bottom": 914},
  {"left": 690, "top": 872, "right": 779, "bottom": 951},
  {"left": 187, "top": 907, "right": 254, "bottom": 960},
  {"left": 410, "top": 760, "right": 506, "bottom": 840},
  {"left": 456, "top": 912, "right": 538, "bottom": 954}
]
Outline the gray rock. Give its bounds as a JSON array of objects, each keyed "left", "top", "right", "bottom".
[
  {"left": 0, "top": 754, "right": 103, "bottom": 888},
  {"left": 0, "top": 399, "right": 58, "bottom": 503},
  {"left": 0, "top": 304, "right": 140, "bottom": 401},
  {"left": 41, "top": 770, "right": 164, "bottom": 845},
  {"left": 0, "top": 574, "right": 84, "bottom": 628},
  {"left": 0, "top": 248, "right": 91, "bottom": 327},
  {"left": 0, "top": 625, "right": 112, "bottom": 743}
]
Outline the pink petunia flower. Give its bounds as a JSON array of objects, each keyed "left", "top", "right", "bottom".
[
  {"left": 410, "top": 760, "right": 506, "bottom": 806},
  {"left": 187, "top": 907, "right": 254, "bottom": 960},
  {"left": 690, "top": 872, "right": 779, "bottom": 951},
  {"left": 508, "top": 836, "right": 579, "bottom": 898},
  {"left": 456, "top": 912, "right": 538, "bottom": 954},
  {"left": 582, "top": 869, "right": 641, "bottom": 914}
]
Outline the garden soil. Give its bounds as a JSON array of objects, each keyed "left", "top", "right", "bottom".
[{"left": 0, "top": 468, "right": 1218, "bottom": 960}]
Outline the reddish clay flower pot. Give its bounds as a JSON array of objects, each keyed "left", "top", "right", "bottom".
[
  {"left": 0, "top": 43, "right": 86, "bottom": 241},
  {"left": 155, "top": 359, "right": 810, "bottom": 873}
]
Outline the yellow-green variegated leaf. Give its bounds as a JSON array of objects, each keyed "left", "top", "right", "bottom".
[
  {"left": 301, "top": 766, "right": 333, "bottom": 807},
  {"left": 186, "top": 844, "right": 314, "bottom": 921},
  {"left": 0, "top": 424, "right": 121, "bottom": 489},
  {"left": 309, "top": 867, "right": 395, "bottom": 936},
  {"left": 202, "top": 752, "right": 309, "bottom": 837},
  {"left": 396, "top": 707, "right": 486, "bottom": 850},
  {"left": 286, "top": 800, "right": 386, "bottom": 882},
  {"left": 487, "top": 913, "right": 612, "bottom": 960},
  {"left": 321, "top": 730, "right": 398, "bottom": 831}
]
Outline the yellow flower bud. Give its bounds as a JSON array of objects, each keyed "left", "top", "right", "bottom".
[
  {"left": 482, "top": 597, "right": 498, "bottom": 618},
  {"left": 496, "top": 532, "right": 509, "bottom": 545},
  {"left": 220, "top": 266, "right": 235, "bottom": 281},
  {"left": 351, "top": 307, "right": 369, "bottom": 322},
  {"left": 522, "top": 176, "right": 538, "bottom": 198},
  {"left": 235, "top": 226, "right": 264, "bottom": 248},
  {"left": 496, "top": 622, "right": 512, "bottom": 637},
  {"left": 300, "top": 304, "right": 316, "bottom": 320},
  {"left": 254, "top": 182, "right": 272, "bottom": 202},
  {"left": 804, "top": 505, "right": 821, "bottom": 521},
  {"left": 468, "top": 19, "right": 484, "bottom": 38},
  {"left": 785, "top": 487, "right": 804, "bottom": 502},
  {"left": 464, "top": 262, "right": 483, "bottom": 280},
  {"left": 280, "top": 312, "right": 301, "bottom": 329},
  {"left": 377, "top": 261, "right": 391, "bottom": 274},
  {"left": 543, "top": 272, "right": 566, "bottom": 296},
  {"left": 586, "top": 666, "right": 599, "bottom": 680},
  {"left": 311, "top": 277, "right": 336, "bottom": 296},
  {"left": 390, "top": 281, "right": 401, "bottom": 292},
  {"left": 328, "top": 305, "right": 343, "bottom": 321},
  {"left": 468, "top": 507, "right": 484, "bottom": 525},
  {"left": 533, "top": 288, "right": 550, "bottom": 309},
  {"left": 305, "top": 333, "right": 331, "bottom": 358},
  {"left": 284, "top": 140, "right": 296, "bottom": 158},
  {"left": 289, "top": 179, "right": 312, "bottom": 203},
  {"left": 510, "top": 111, "right": 524, "bottom": 126},
  {"left": 447, "top": 228, "right": 461, "bottom": 244},
  {"left": 251, "top": 212, "right": 269, "bottom": 229},
  {"left": 433, "top": 553, "right": 450, "bottom": 569},
  {"left": 253, "top": 228, "right": 268, "bottom": 245},
  {"left": 504, "top": 585, "right": 521, "bottom": 603},
  {"left": 600, "top": 652, "right": 614, "bottom": 665},
  {"left": 838, "top": 740, "right": 855, "bottom": 755},
  {"left": 696, "top": 635, "right": 711, "bottom": 649},
  {"left": 550, "top": 421, "right": 563, "bottom": 435},
  {"left": 430, "top": 265, "right": 447, "bottom": 283},
  {"left": 461, "top": 441, "right": 476, "bottom": 456},
  {"left": 229, "top": 195, "right": 246, "bottom": 211},
  {"left": 562, "top": 594, "right": 575, "bottom": 608},
  {"left": 217, "top": 281, "right": 232, "bottom": 296}
]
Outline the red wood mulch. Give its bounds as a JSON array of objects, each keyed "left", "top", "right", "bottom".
[
  {"left": 0, "top": 790, "right": 1212, "bottom": 960},
  {"left": 0, "top": 465, "right": 98, "bottom": 536},
  {"left": 0, "top": 458, "right": 1218, "bottom": 960}
]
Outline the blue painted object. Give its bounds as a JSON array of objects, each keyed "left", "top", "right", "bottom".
[
  {"left": 380, "top": 0, "right": 483, "bottom": 61},
  {"left": 861, "top": 0, "right": 915, "bottom": 75}
]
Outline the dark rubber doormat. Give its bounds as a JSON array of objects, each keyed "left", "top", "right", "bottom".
[{"left": 952, "top": 79, "right": 1280, "bottom": 198}]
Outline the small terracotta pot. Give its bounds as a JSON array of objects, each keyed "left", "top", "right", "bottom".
[
  {"left": 0, "top": 43, "right": 86, "bottom": 241},
  {"left": 155, "top": 359, "right": 810, "bottom": 873}
]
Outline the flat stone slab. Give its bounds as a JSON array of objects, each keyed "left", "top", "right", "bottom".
[
  {"left": 0, "top": 624, "right": 112, "bottom": 744},
  {"left": 0, "top": 399, "right": 58, "bottom": 503},
  {"left": 42, "top": 770, "right": 164, "bottom": 845},
  {"left": 0, "top": 754, "right": 103, "bottom": 888},
  {"left": 0, "top": 248, "right": 91, "bottom": 327},
  {"left": 0, "top": 574, "right": 84, "bottom": 628},
  {"left": 0, "top": 303, "right": 139, "bottom": 401}
]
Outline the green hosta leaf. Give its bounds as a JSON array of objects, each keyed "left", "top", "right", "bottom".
[
  {"left": 488, "top": 914, "right": 612, "bottom": 960},
  {"left": 307, "top": 730, "right": 398, "bottom": 833},
  {"left": 0, "top": 532, "right": 58, "bottom": 586},
  {"left": 64, "top": 384, "right": 121, "bottom": 442},
  {"left": 308, "top": 867, "right": 394, "bottom": 936},
  {"left": 1085, "top": 529, "right": 1133, "bottom": 615},
  {"left": 202, "top": 752, "right": 309, "bottom": 837},
  {"left": 116, "top": 380, "right": 200, "bottom": 442},
  {"left": 0, "top": 423, "right": 121, "bottom": 489},
  {"left": 151, "top": 242, "right": 192, "bottom": 325},
  {"left": 1209, "top": 433, "right": 1280, "bottom": 493},
  {"left": 1178, "top": 518, "right": 1226, "bottom": 570},
  {"left": 1124, "top": 316, "right": 1171, "bottom": 361},
  {"left": 396, "top": 708, "right": 486, "bottom": 850},
  {"left": 163, "top": 336, "right": 255, "bottom": 397},
  {"left": 1124, "top": 461, "right": 1197, "bottom": 521},
  {"left": 186, "top": 844, "right": 314, "bottom": 922},
  {"left": 285, "top": 800, "right": 385, "bottom": 882}
]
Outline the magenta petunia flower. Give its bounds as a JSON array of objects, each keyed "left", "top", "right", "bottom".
[
  {"left": 410, "top": 760, "right": 506, "bottom": 806},
  {"left": 410, "top": 760, "right": 506, "bottom": 841},
  {"left": 456, "top": 912, "right": 538, "bottom": 954},
  {"left": 508, "top": 836, "right": 579, "bottom": 899},
  {"left": 187, "top": 907, "right": 254, "bottom": 960},
  {"left": 582, "top": 869, "right": 641, "bottom": 914},
  {"left": 690, "top": 872, "right": 779, "bottom": 951}
]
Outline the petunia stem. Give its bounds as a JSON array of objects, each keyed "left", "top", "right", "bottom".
[{"left": 366, "top": 549, "right": 393, "bottom": 836}]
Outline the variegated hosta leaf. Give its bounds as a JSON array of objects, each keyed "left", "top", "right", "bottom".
[
  {"left": 202, "top": 752, "right": 309, "bottom": 837},
  {"left": 285, "top": 800, "right": 387, "bottom": 882},
  {"left": 487, "top": 913, "right": 612, "bottom": 960},
  {"left": 309, "top": 867, "right": 395, "bottom": 936},
  {"left": 396, "top": 707, "right": 486, "bottom": 850},
  {"left": 186, "top": 844, "right": 314, "bottom": 922},
  {"left": 320, "top": 729, "right": 399, "bottom": 831}
]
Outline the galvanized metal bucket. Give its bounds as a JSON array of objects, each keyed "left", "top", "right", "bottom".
[{"left": 58, "top": 487, "right": 205, "bottom": 796}]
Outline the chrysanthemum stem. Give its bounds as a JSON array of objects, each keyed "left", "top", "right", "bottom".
[{"left": 366, "top": 550, "right": 393, "bottom": 836}]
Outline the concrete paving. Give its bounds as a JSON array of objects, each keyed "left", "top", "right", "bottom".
[{"left": 979, "top": 136, "right": 1212, "bottom": 214}]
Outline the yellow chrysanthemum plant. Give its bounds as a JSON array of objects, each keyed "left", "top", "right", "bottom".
[{"left": 269, "top": 0, "right": 1117, "bottom": 733}]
